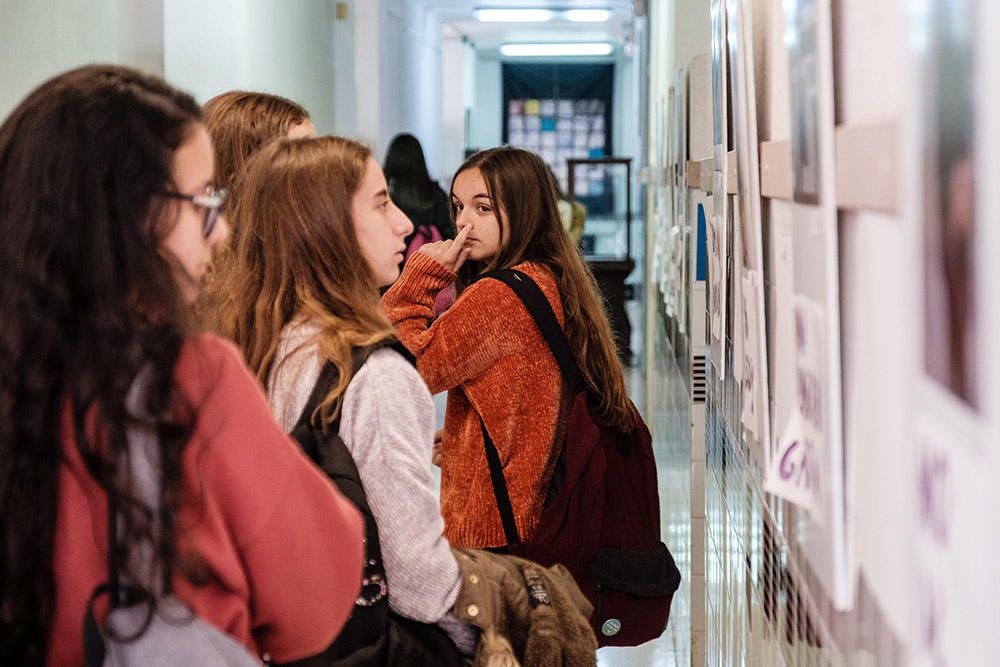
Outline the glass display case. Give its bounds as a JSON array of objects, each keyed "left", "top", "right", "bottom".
[{"left": 567, "top": 157, "right": 636, "bottom": 364}]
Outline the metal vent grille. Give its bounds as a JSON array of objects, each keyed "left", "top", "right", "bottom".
[{"left": 691, "top": 354, "right": 707, "bottom": 403}]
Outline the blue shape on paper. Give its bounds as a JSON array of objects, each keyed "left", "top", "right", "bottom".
[
  {"left": 696, "top": 203, "right": 707, "bottom": 282},
  {"left": 588, "top": 148, "right": 605, "bottom": 158},
  {"left": 541, "top": 117, "right": 556, "bottom": 131}
]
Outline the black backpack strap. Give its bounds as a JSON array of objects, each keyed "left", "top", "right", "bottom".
[
  {"left": 292, "top": 340, "right": 413, "bottom": 435},
  {"left": 485, "top": 268, "right": 585, "bottom": 393},
  {"left": 293, "top": 362, "right": 343, "bottom": 434},
  {"left": 479, "top": 268, "right": 583, "bottom": 548},
  {"left": 481, "top": 418, "right": 521, "bottom": 545}
]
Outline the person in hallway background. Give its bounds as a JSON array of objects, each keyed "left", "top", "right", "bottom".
[
  {"left": 383, "top": 132, "right": 455, "bottom": 256},
  {"left": 548, "top": 165, "right": 587, "bottom": 247},
  {"left": 384, "top": 132, "right": 457, "bottom": 313},
  {"left": 0, "top": 65, "right": 364, "bottom": 666},
  {"left": 215, "top": 135, "right": 476, "bottom": 658},
  {"left": 382, "top": 146, "right": 633, "bottom": 551}
]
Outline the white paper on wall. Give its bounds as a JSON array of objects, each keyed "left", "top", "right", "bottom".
[
  {"left": 842, "top": 212, "right": 914, "bottom": 643},
  {"left": 911, "top": 405, "right": 992, "bottom": 667},
  {"left": 731, "top": 199, "right": 744, "bottom": 384},
  {"left": 708, "top": 181, "right": 727, "bottom": 377},
  {"left": 767, "top": 203, "right": 796, "bottom": 469},
  {"left": 764, "top": 294, "right": 826, "bottom": 517},
  {"left": 740, "top": 269, "right": 765, "bottom": 466}
]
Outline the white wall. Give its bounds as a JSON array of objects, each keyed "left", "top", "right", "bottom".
[
  {"left": 377, "top": 0, "right": 444, "bottom": 174},
  {"left": 440, "top": 29, "right": 473, "bottom": 181},
  {"left": 163, "top": 0, "right": 336, "bottom": 133},
  {"left": 0, "top": 0, "right": 164, "bottom": 120},
  {"left": 469, "top": 56, "right": 503, "bottom": 152}
]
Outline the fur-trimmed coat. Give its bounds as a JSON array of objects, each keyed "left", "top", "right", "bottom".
[{"left": 451, "top": 548, "right": 596, "bottom": 667}]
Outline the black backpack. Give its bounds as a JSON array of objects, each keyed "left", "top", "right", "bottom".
[
  {"left": 286, "top": 343, "right": 465, "bottom": 667},
  {"left": 481, "top": 269, "right": 682, "bottom": 647}
]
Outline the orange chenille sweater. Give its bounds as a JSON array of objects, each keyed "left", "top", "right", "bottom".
[{"left": 382, "top": 253, "right": 569, "bottom": 549}]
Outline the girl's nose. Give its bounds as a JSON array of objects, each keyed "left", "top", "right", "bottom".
[{"left": 396, "top": 206, "right": 413, "bottom": 236}]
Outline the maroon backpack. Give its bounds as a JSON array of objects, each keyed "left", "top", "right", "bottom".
[{"left": 482, "top": 269, "right": 681, "bottom": 647}]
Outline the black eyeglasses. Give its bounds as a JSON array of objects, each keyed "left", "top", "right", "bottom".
[{"left": 159, "top": 188, "right": 227, "bottom": 238}]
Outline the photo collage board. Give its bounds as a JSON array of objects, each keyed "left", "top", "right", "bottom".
[{"left": 501, "top": 64, "right": 614, "bottom": 206}]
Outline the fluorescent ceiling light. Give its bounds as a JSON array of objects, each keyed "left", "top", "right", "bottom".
[
  {"left": 476, "top": 9, "right": 554, "bottom": 22},
  {"left": 564, "top": 9, "right": 611, "bottom": 22},
  {"left": 500, "top": 43, "right": 614, "bottom": 57}
]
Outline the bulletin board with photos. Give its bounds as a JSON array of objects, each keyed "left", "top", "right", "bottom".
[{"left": 502, "top": 64, "right": 614, "bottom": 214}]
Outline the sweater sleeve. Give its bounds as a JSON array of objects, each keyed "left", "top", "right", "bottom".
[
  {"left": 182, "top": 336, "right": 365, "bottom": 663},
  {"left": 339, "top": 348, "right": 462, "bottom": 623},
  {"left": 381, "top": 253, "right": 525, "bottom": 394}
]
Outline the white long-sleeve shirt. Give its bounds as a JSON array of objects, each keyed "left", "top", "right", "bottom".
[{"left": 266, "top": 320, "right": 473, "bottom": 650}]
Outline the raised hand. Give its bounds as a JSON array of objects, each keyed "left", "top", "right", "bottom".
[
  {"left": 432, "top": 428, "right": 443, "bottom": 467},
  {"left": 418, "top": 224, "right": 472, "bottom": 274}
]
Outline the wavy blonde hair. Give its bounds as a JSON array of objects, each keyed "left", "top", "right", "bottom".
[{"left": 216, "top": 136, "right": 395, "bottom": 425}]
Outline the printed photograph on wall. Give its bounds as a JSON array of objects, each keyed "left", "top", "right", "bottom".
[
  {"left": 908, "top": 0, "right": 999, "bottom": 662},
  {"left": 920, "top": 0, "right": 979, "bottom": 411},
  {"left": 786, "top": 0, "right": 822, "bottom": 205},
  {"left": 726, "top": 0, "right": 771, "bottom": 469},
  {"left": 709, "top": 0, "right": 728, "bottom": 376}
]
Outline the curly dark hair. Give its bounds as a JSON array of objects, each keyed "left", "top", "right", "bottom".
[{"left": 0, "top": 65, "right": 202, "bottom": 663}]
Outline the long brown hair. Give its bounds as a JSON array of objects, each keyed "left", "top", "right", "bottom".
[
  {"left": 199, "top": 91, "right": 310, "bottom": 329},
  {"left": 453, "top": 147, "right": 633, "bottom": 430},
  {"left": 202, "top": 90, "right": 310, "bottom": 195},
  {"left": 216, "top": 136, "right": 395, "bottom": 425},
  {"left": 0, "top": 65, "right": 201, "bottom": 662}
]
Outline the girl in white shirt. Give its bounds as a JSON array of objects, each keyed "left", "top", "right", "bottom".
[{"left": 214, "top": 135, "right": 474, "bottom": 655}]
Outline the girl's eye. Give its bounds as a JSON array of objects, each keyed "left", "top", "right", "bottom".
[{"left": 477, "top": 205, "right": 491, "bottom": 213}]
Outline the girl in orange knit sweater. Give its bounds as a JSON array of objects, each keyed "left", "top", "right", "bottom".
[{"left": 382, "top": 147, "right": 633, "bottom": 550}]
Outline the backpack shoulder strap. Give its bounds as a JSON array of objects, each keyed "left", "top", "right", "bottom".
[
  {"left": 480, "top": 269, "right": 586, "bottom": 548},
  {"left": 485, "top": 268, "right": 585, "bottom": 394},
  {"left": 292, "top": 340, "right": 412, "bottom": 433},
  {"left": 293, "top": 362, "right": 341, "bottom": 433}
]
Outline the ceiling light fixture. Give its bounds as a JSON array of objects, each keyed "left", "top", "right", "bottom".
[
  {"left": 564, "top": 9, "right": 611, "bottom": 22},
  {"left": 500, "top": 42, "right": 615, "bottom": 57},
  {"left": 476, "top": 9, "right": 555, "bottom": 22}
]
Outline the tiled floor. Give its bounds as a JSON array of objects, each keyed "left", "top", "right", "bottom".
[
  {"left": 431, "top": 331, "right": 694, "bottom": 666},
  {"left": 595, "top": 337, "right": 694, "bottom": 666}
]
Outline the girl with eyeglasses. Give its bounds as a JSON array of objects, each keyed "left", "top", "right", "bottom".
[{"left": 0, "top": 65, "right": 364, "bottom": 665}]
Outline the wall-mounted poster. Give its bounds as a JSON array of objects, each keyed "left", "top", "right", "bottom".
[
  {"left": 764, "top": 0, "right": 851, "bottom": 610},
  {"left": 907, "top": 0, "right": 999, "bottom": 662},
  {"left": 919, "top": 0, "right": 979, "bottom": 412},
  {"left": 725, "top": 0, "right": 769, "bottom": 471},
  {"left": 673, "top": 67, "right": 690, "bottom": 342},
  {"left": 708, "top": 173, "right": 727, "bottom": 377},
  {"left": 502, "top": 64, "right": 613, "bottom": 201},
  {"left": 708, "top": 0, "right": 728, "bottom": 377}
]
